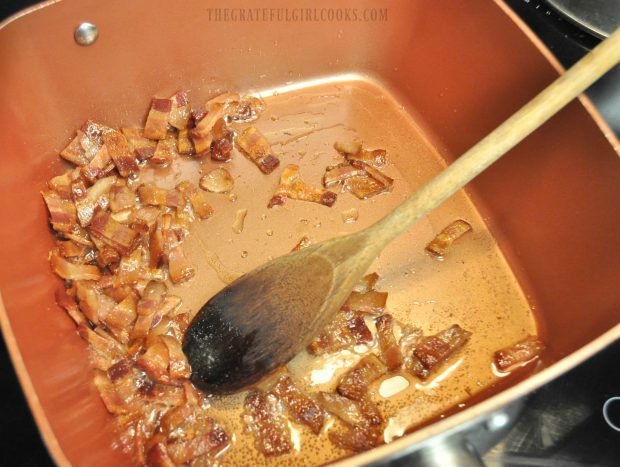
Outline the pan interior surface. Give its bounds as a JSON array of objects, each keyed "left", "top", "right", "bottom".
[{"left": 140, "top": 75, "right": 541, "bottom": 465}]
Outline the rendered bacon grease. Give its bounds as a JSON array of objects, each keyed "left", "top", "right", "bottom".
[{"left": 42, "top": 91, "right": 543, "bottom": 466}]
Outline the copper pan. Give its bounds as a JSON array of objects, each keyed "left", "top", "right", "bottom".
[{"left": 0, "top": 0, "right": 618, "bottom": 465}]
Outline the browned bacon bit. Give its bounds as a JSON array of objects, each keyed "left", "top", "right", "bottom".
[
  {"left": 73, "top": 280, "right": 117, "bottom": 325},
  {"left": 168, "top": 245, "right": 195, "bottom": 284},
  {"left": 151, "top": 137, "right": 178, "bottom": 167},
  {"left": 292, "top": 235, "right": 313, "bottom": 252},
  {"left": 102, "top": 294, "right": 137, "bottom": 344},
  {"left": 168, "top": 91, "right": 190, "bottom": 130},
  {"left": 352, "top": 272, "right": 380, "bottom": 293},
  {"left": 236, "top": 126, "right": 280, "bottom": 174},
  {"left": 41, "top": 190, "right": 78, "bottom": 233},
  {"left": 109, "top": 184, "right": 137, "bottom": 213},
  {"left": 337, "top": 354, "right": 387, "bottom": 401},
  {"left": 60, "top": 121, "right": 110, "bottom": 166},
  {"left": 136, "top": 338, "right": 171, "bottom": 384},
  {"left": 56, "top": 240, "right": 95, "bottom": 262},
  {"left": 268, "top": 164, "right": 337, "bottom": 208},
  {"left": 160, "top": 335, "right": 191, "bottom": 380},
  {"left": 48, "top": 169, "right": 79, "bottom": 199},
  {"left": 323, "top": 163, "right": 367, "bottom": 188},
  {"left": 335, "top": 141, "right": 388, "bottom": 167},
  {"left": 307, "top": 311, "right": 372, "bottom": 355},
  {"left": 74, "top": 176, "right": 116, "bottom": 227},
  {"left": 410, "top": 324, "right": 472, "bottom": 379},
  {"left": 375, "top": 314, "right": 404, "bottom": 371},
  {"left": 55, "top": 288, "right": 85, "bottom": 325},
  {"left": 144, "top": 98, "right": 172, "bottom": 140},
  {"left": 425, "top": 219, "right": 473, "bottom": 259},
  {"left": 320, "top": 391, "right": 365, "bottom": 425},
  {"left": 88, "top": 210, "right": 139, "bottom": 256},
  {"left": 102, "top": 130, "right": 139, "bottom": 178},
  {"left": 210, "top": 118, "right": 234, "bottom": 162},
  {"left": 189, "top": 105, "right": 226, "bottom": 154},
  {"left": 345, "top": 161, "right": 394, "bottom": 200},
  {"left": 137, "top": 184, "right": 181, "bottom": 210},
  {"left": 342, "top": 289, "right": 388, "bottom": 316},
  {"left": 270, "top": 376, "right": 325, "bottom": 434},
  {"left": 176, "top": 129, "right": 194, "bottom": 156},
  {"left": 328, "top": 425, "right": 382, "bottom": 452},
  {"left": 229, "top": 95, "right": 264, "bottom": 122},
  {"left": 243, "top": 390, "right": 293, "bottom": 456},
  {"left": 50, "top": 249, "right": 101, "bottom": 281},
  {"left": 121, "top": 128, "right": 157, "bottom": 161},
  {"left": 157, "top": 404, "right": 230, "bottom": 465},
  {"left": 78, "top": 323, "right": 126, "bottom": 370},
  {"left": 494, "top": 336, "right": 544, "bottom": 372},
  {"left": 81, "top": 145, "right": 115, "bottom": 182},
  {"left": 176, "top": 181, "right": 214, "bottom": 219}
]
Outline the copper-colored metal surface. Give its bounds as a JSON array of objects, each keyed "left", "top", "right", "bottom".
[{"left": 0, "top": 0, "right": 618, "bottom": 465}]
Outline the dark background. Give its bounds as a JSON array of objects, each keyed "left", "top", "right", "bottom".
[{"left": 1, "top": 1, "right": 618, "bottom": 466}]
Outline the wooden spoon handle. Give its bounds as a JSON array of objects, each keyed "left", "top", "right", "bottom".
[{"left": 369, "top": 27, "right": 620, "bottom": 245}]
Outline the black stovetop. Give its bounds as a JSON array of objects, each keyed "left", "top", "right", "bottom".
[{"left": 0, "top": 1, "right": 618, "bottom": 466}]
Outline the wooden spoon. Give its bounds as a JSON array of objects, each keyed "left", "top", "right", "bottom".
[{"left": 184, "top": 29, "right": 620, "bottom": 394}]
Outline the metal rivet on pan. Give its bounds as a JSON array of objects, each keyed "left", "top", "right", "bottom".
[{"left": 74, "top": 22, "right": 99, "bottom": 46}]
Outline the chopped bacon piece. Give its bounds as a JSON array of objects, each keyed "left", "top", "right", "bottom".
[
  {"left": 210, "top": 118, "right": 234, "bottom": 162},
  {"left": 346, "top": 161, "right": 393, "bottom": 199},
  {"left": 41, "top": 190, "right": 78, "bottom": 233},
  {"left": 199, "top": 168, "right": 234, "bottom": 193},
  {"left": 145, "top": 442, "right": 175, "bottom": 467},
  {"left": 271, "top": 376, "right": 324, "bottom": 434},
  {"left": 410, "top": 324, "right": 471, "bottom": 379},
  {"left": 102, "top": 293, "right": 137, "bottom": 344},
  {"left": 102, "top": 130, "right": 139, "bottom": 178},
  {"left": 60, "top": 121, "right": 110, "bottom": 166},
  {"left": 323, "top": 163, "right": 367, "bottom": 188},
  {"left": 230, "top": 95, "right": 264, "bottom": 122},
  {"left": 144, "top": 98, "right": 172, "bottom": 140},
  {"left": 399, "top": 324, "right": 423, "bottom": 369},
  {"left": 494, "top": 336, "right": 544, "bottom": 372},
  {"left": 159, "top": 404, "right": 230, "bottom": 464},
  {"left": 292, "top": 235, "right": 313, "bottom": 252},
  {"left": 138, "top": 184, "right": 180, "bottom": 209},
  {"left": 168, "top": 91, "right": 190, "bottom": 130},
  {"left": 176, "top": 129, "right": 194, "bottom": 156},
  {"left": 109, "top": 184, "right": 137, "bottom": 213},
  {"left": 160, "top": 335, "right": 190, "bottom": 380},
  {"left": 80, "top": 145, "right": 115, "bottom": 182},
  {"left": 342, "top": 289, "right": 388, "bottom": 316},
  {"left": 151, "top": 137, "right": 178, "bottom": 167},
  {"left": 88, "top": 210, "right": 139, "bottom": 256},
  {"left": 50, "top": 249, "right": 101, "bottom": 281},
  {"left": 319, "top": 392, "right": 368, "bottom": 427},
  {"left": 189, "top": 104, "right": 226, "bottom": 154},
  {"left": 335, "top": 141, "right": 387, "bottom": 167},
  {"left": 55, "top": 288, "right": 85, "bottom": 325},
  {"left": 268, "top": 164, "right": 336, "bottom": 208},
  {"left": 337, "top": 354, "right": 387, "bottom": 401},
  {"left": 93, "top": 369, "right": 131, "bottom": 414},
  {"left": 353, "top": 272, "right": 379, "bottom": 293},
  {"left": 425, "top": 219, "right": 473, "bottom": 259},
  {"left": 328, "top": 425, "right": 382, "bottom": 452},
  {"left": 121, "top": 127, "right": 157, "bottom": 161},
  {"left": 78, "top": 323, "right": 125, "bottom": 370},
  {"left": 74, "top": 176, "right": 116, "bottom": 227},
  {"left": 136, "top": 339, "right": 170, "bottom": 384},
  {"left": 56, "top": 240, "right": 95, "bottom": 262},
  {"left": 176, "top": 181, "right": 214, "bottom": 219},
  {"left": 48, "top": 169, "right": 80, "bottom": 199},
  {"left": 168, "top": 245, "right": 195, "bottom": 284},
  {"left": 375, "top": 314, "right": 404, "bottom": 371},
  {"left": 307, "top": 311, "right": 372, "bottom": 355},
  {"left": 243, "top": 390, "right": 292, "bottom": 456},
  {"left": 90, "top": 235, "right": 121, "bottom": 268},
  {"left": 236, "top": 126, "right": 280, "bottom": 174},
  {"left": 73, "top": 280, "right": 116, "bottom": 324}
]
